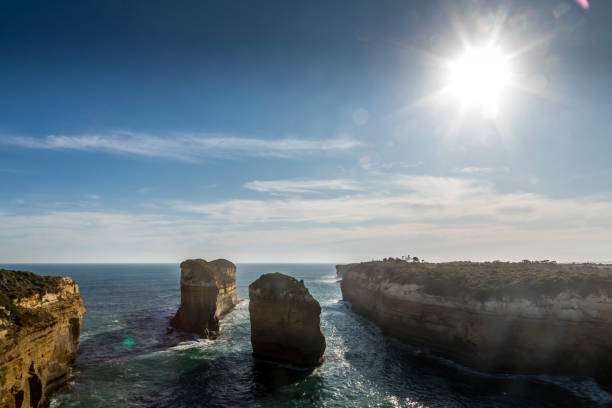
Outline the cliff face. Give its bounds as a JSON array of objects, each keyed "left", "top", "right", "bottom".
[
  {"left": 0, "top": 270, "right": 85, "bottom": 408},
  {"left": 249, "top": 273, "right": 325, "bottom": 366},
  {"left": 170, "top": 258, "right": 237, "bottom": 338},
  {"left": 341, "top": 262, "right": 612, "bottom": 389},
  {"left": 335, "top": 263, "right": 357, "bottom": 279}
]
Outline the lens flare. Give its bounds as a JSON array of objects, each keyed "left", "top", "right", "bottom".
[
  {"left": 447, "top": 46, "right": 511, "bottom": 117},
  {"left": 575, "top": 0, "right": 589, "bottom": 10}
]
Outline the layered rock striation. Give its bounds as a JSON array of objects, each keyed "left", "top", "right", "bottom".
[
  {"left": 0, "top": 269, "right": 85, "bottom": 408},
  {"left": 249, "top": 273, "right": 325, "bottom": 366},
  {"left": 341, "top": 261, "right": 612, "bottom": 389},
  {"left": 170, "top": 258, "right": 237, "bottom": 338}
]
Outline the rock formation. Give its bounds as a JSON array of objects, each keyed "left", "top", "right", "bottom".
[
  {"left": 249, "top": 273, "right": 325, "bottom": 366},
  {"left": 170, "top": 258, "right": 237, "bottom": 338},
  {"left": 0, "top": 269, "right": 85, "bottom": 408},
  {"left": 341, "top": 261, "right": 612, "bottom": 390},
  {"left": 335, "top": 263, "right": 357, "bottom": 279}
]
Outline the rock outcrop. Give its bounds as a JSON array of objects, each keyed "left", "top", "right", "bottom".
[
  {"left": 249, "top": 273, "right": 325, "bottom": 366},
  {"left": 170, "top": 258, "right": 237, "bottom": 338},
  {"left": 341, "top": 261, "right": 612, "bottom": 390},
  {"left": 0, "top": 269, "right": 85, "bottom": 408},
  {"left": 335, "top": 263, "right": 357, "bottom": 279}
]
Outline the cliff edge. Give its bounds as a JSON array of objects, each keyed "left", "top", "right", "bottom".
[
  {"left": 0, "top": 269, "right": 86, "bottom": 408},
  {"left": 335, "top": 263, "right": 357, "bottom": 279},
  {"left": 341, "top": 261, "right": 612, "bottom": 390},
  {"left": 170, "top": 258, "right": 237, "bottom": 338}
]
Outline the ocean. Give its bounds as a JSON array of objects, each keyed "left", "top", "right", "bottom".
[{"left": 3, "top": 263, "right": 611, "bottom": 407}]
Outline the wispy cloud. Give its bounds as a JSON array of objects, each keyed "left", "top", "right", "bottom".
[
  {"left": 244, "top": 179, "right": 363, "bottom": 194},
  {"left": 85, "top": 194, "right": 101, "bottom": 200},
  {"left": 0, "top": 168, "right": 29, "bottom": 174},
  {"left": 1, "top": 132, "right": 362, "bottom": 162},
  {"left": 171, "top": 175, "right": 612, "bottom": 231},
  {"left": 452, "top": 166, "right": 494, "bottom": 174},
  {"left": 2, "top": 175, "right": 612, "bottom": 262}
]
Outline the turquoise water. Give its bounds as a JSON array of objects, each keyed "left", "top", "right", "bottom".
[{"left": 3, "top": 263, "right": 612, "bottom": 407}]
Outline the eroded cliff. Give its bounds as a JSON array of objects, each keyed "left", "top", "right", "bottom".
[
  {"left": 335, "top": 263, "right": 357, "bottom": 279},
  {"left": 249, "top": 273, "right": 325, "bottom": 366},
  {"left": 341, "top": 261, "right": 612, "bottom": 389},
  {"left": 170, "top": 258, "right": 237, "bottom": 338},
  {"left": 0, "top": 269, "right": 85, "bottom": 408}
]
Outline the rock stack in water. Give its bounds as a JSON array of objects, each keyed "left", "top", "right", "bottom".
[
  {"left": 249, "top": 273, "right": 325, "bottom": 366},
  {"left": 0, "top": 269, "right": 86, "bottom": 408},
  {"left": 170, "top": 259, "right": 237, "bottom": 338}
]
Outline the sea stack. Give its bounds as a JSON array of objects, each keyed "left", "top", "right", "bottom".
[
  {"left": 170, "top": 258, "right": 237, "bottom": 338},
  {"left": 0, "top": 269, "right": 86, "bottom": 408},
  {"left": 249, "top": 273, "right": 325, "bottom": 366}
]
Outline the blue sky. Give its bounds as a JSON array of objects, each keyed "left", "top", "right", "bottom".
[{"left": 1, "top": 0, "right": 611, "bottom": 262}]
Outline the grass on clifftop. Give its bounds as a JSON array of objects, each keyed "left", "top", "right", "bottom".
[
  {"left": 348, "top": 261, "right": 612, "bottom": 301},
  {"left": 0, "top": 269, "right": 62, "bottom": 327}
]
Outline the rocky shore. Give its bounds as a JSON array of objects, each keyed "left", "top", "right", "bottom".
[
  {"left": 170, "top": 258, "right": 237, "bottom": 338},
  {"left": 249, "top": 273, "right": 325, "bottom": 366},
  {"left": 0, "top": 269, "right": 85, "bottom": 408},
  {"left": 341, "top": 261, "right": 612, "bottom": 390}
]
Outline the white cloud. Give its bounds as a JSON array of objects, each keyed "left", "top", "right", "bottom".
[
  {"left": 85, "top": 194, "right": 100, "bottom": 200},
  {"left": 1, "top": 131, "right": 362, "bottom": 162},
  {"left": 244, "top": 179, "right": 363, "bottom": 194},
  {"left": 452, "top": 166, "right": 494, "bottom": 174},
  {"left": 379, "top": 161, "right": 424, "bottom": 169},
  {"left": 137, "top": 187, "right": 152, "bottom": 194},
  {"left": 2, "top": 175, "right": 612, "bottom": 262}
]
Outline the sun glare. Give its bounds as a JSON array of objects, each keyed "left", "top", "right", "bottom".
[{"left": 447, "top": 46, "right": 511, "bottom": 117}]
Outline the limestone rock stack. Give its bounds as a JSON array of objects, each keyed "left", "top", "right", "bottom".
[
  {"left": 249, "top": 272, "right": 325, "bottom": 366},
  {"left": 0, "top": 269, "right": 85, "bottom": 408},
  {"left": 170, "top": 258, "right": 237, "bottom": 338}
]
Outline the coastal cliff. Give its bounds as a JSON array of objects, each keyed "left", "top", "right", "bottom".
[
  {"left": 170, "top": 258, "right": 237, "bottom": 338},
  {"left": 341, "top": 261, "right": 612, "bottom": 389},
  {"left": 0, "top": 269, "right": 85, "bottom": 408},
  {"left": 249, "top": 273, "right": 326, "bottom": 366},
  {"left": 335, "top": 263, "right": 357, "bottom": 279}
]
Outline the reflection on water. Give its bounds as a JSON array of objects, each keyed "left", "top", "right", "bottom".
[{"left": 2, "top": 263, "right": 610, "bottom": 408}]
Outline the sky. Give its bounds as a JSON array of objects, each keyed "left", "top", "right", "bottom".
[{"left": 1, "top": 0, "right": 611, "bottom": 263}]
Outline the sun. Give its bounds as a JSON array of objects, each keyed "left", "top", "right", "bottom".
[{"left": 446, "top": 46, "right": 511, "bottom": 118}]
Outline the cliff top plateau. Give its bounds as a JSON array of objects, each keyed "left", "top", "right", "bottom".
[
  {"left": 179, "top": 258, "right": 236, "bottom": 287},
  {"left": 1, "top": 269, "right": 66, "bottom": 329},
  {"left": 249, "top": 272, "right": 318, "bottom": 303},
  {"left": 346, "top": 261, "right": 612, "bottom": 301}
]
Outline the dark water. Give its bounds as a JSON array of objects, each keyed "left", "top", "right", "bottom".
[{"left": 3, "top": 263, "right": 611, "bottom": 407}]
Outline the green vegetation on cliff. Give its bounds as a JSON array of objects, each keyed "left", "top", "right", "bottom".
[
  {"left": 348, "top": 261, "right": 612, "bottom": 301},
  {"left": 0, "top": 269, "right": 62, "bottom": 326}
]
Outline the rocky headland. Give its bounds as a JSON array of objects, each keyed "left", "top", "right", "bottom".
[
  {"left": 170, "top": 258, "right": 237, "bottom": 338},
  {"left": 335, "top": 263, "right": 357, "bottom": 279},
  {"left": 249, "top": 272, "right": 325, "bottom": 366},
  {"left": 341, "top": 260, "right": 612, "bottom": 390},
  {"left": 0, "top": 269, "right": 85, "bottom": 408}
]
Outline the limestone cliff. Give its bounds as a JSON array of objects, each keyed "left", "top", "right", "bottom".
[
  {"left": 341, "top": 261, "right": 612, "bottom": 389},
  {"left": 249, "top": 273, "right": 325, "bottom": 366},
  {"left": 0, "top": 269, "right": 85, "bottom": 408},
  {"left": 335, "top": 263, "right": 357, "bottom": 279},
  {"left": 170, "top": 258, "right": 237, "bottom": 338}
]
